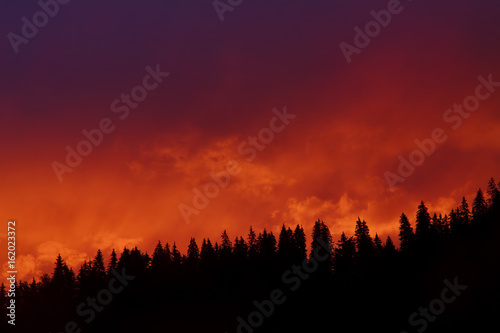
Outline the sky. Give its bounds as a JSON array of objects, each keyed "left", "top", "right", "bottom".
[{"left": 1, "top": 0, "right": 500, "bottom": 282}]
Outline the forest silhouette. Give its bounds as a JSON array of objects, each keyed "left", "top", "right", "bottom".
[{"left": 1, "top": 178, "right": 500, "bottom": 333}]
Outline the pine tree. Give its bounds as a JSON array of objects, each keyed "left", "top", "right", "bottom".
[
  {"left": 128, "top": 246, "right": 149, "bottom": 276},
  {"left": 311, "top": 219, "right": 333, "bottom": 256},
  {"left": 449, "top": 208, "right": 461, "bottom": 236},
  {"left": 374, "top": 233, "right": 383, "bottom": 254},
  {"left": 200, "top": 238, "right": 216, "bottom": 265},
  {"left": 107, "top": 248, "right": 118, "bottom": 274},
  {"left": 278, "top": 224, "right": 294, "bottom": 261},
  {"left": 415, "top": 201, "right": 431, "bottom": 241},
  {"left": 354, "top": 218, "right": 375, "bottom": 261},
  {"left": 472, "top": 188, "right": 488, "bottom": 226},
  {"left": 172, "top": 243, "right": 182, "bottom": 267},
  {"left": 258, "top": 229, "right": 277, "bottom": 258},
  {"left": 487, "top": 178, "right": 499, "bottom": 208},
  {"left": 431, "top": 213, "right": 440, "bottom": 234},
  {"left": 384, "top": 236, "right": 396, "bottom": 256},
  {"left": 441, "top": 214, "right": 450, "bottom": 235},
  {"left": 164, "top": 243, "right": 172, "bottom": 263},
  {"left": 220, "top": 230, "right": 233, "bottom": 261},
  {"left": 399, "top": 213, "right": 414, "bottom": 251},
  {"left": 333, "top": 232, "right": 355, "bottom": 276},
  {"left": 51, "top": 254, "right": 75, "bottom": 299},
  {"left": 117, "top": 247, "right": 131, "bottom": 270},
  {"left": 293, "top": 224, "right": 307, "bottom": 261},
  {"left": 233, "top": 236, "right": 248, "bottom": 260},
  {"left": 187, "top": 238, "right": 200, "bottom": 267},
  {"left": 458, "top": 197, "right": 471, "bottom": 228},
  {"left": 247, "top": 226, "right": 259, "bottom": 259},
  {"left": 92, "top": 249, "right": 106, "bottom": 281},
  {"left": 52, "top": 254, "right": 66, "bottom": 288}
]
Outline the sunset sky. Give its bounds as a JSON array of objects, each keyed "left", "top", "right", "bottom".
[{"left": 1, "top": 0, "right": 500, "bottom": 282}]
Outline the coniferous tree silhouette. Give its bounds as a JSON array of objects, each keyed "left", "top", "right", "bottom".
[
  {"left": 398, "top": 212, "right": 414, "bottom": 252},
  {"left": 117, "top": 247, "right": 131, "bottom": 271},
  {"left": 247, "top": 226, "right": 259, "bottom": 260},
  {"left": 171, "top": 243, "right": 182, "bottom": 268},
  {"left": 186, "top": 237, "right": 200, "bottom": 269},
  {"left": 91, "top": 249, "right": 107, "bottom": 290},
  {"left": 233, "top": 236, "right": 248, "bottom": 261},
  {"left": 472, "top": 188, "right": 488, "bottom": 230},
  {"left": 278, "top": 224, "right": 294, "bottom": 266},
  {"left": 333, "top": 232, "right": 355, "bottom": 278},
  {"left": 107, "top": 248, "right": 118, "bottom": 275},
  {"left": 258, "top": 229, "right": 277, "bottom": 259},
  {"left": 415, "top": 201, "right": 431, "bottom": 242},
  {"left": 293, "top": 224, "right": 307, "bottom": 262},
  {"left": 457, "top": 197, "right": 471, "bottom": 235},
  {"left": 220, "top": 230, "right": 233, "bottom": 262},
  {"left": 354, "top": 218, "right": 375, "bottom": 270},
  {"left": 200, "top": 238, "right": 216, "bottom": 267},
  {"left": 487, "top": 177, "right": 499, "bottom": 207},
  {"left": 311, "top": 219, "right": 333, "bottom": 274},
  {"left": 384, "top": 236, "right": 396, "bottom": 256},
  {"left": 374, "top": 233, "right": 383, "bottom": 255}
]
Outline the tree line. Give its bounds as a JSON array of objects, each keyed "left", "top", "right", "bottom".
[{"left": 1, "top": 178, "right": 499, "bottom": 333}]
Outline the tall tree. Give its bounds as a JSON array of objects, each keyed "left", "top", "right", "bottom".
[
  {"left": 247, "top": 226, "right": 259, "bottom": 259},
  {"left": 374, "top": 233, "right": 383, "bottom": 254},
  {"left": 171, "top": 243, "right": 182, "bottom": 267},
  {"left": 151, "top": 241, "right": 165, "bottom": 273},
  {"left": 354, "top": 218, "right": 375, "bottom": 261},
  {"left": 200, "top": 238, "right": 216, "bottom": 265},
  {"left": 441, "top": 214, "right": 450, "bottom": 236},
  {"left": 399, "top": 213, "right": 414, "bottom": 251},
  {"left": 333, "top": 232, "right": 355, "bottom": 277},
  {"left": 278, "top": 224, "right": 294, "bottom": 262},
  {"left": 220, "top": 230, "right": 233, "bottom": 261},
  {"left": 92, "top": 249, "right": 107, "bottom": 283},
  {"left": 311, "top": 219, "right": 333, "bottom": 256},
  {"left": 449, "top": 208, "right": 461, "bottom": 236},
  {"left": 487, "top": 177, "right": 499, "bottom": 208},
  {"left": 384, "top": 236, "right": 397, "bottom": 257},
  {"left": 164, "top": 243, "right": 172, "bottom": 263},
  {"left": 415, "top": 201, "right": 431, "bottom": 241},
  {"left": 258, "top": 229, "right": 277, "bottom": 258},
  {"left": 431, "top": 213, "right": 441, "bottom": 235},
  {"left": 293, "top": 224, "right": 307, "bottom": 261},
  {"left": 51, "top": 254, "right": 75, "bottom": 299},
  {"left": 107, "top": 248, "right": 118, "bottom": 274},
  {"left": 233, "top": 237, "right": 248, "bottom": 261},
  {"left": 187, "top": 237, "right": 200, "bottom": 267},
  {"left": 458, "top": 197, "right": 471, "bottom": 229},
  {"left": 472, "top": 188, "right": 488, "bottom": 227},
  {"left": 311, "top": 219, "right": 333, "bottom": 273},
  {"left": 117, "top": 247, "right": 131, "bottom": 270}
]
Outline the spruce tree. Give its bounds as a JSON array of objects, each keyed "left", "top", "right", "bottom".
[{"left": 399, "top": 213, "right": 414, "bottom": 251}]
